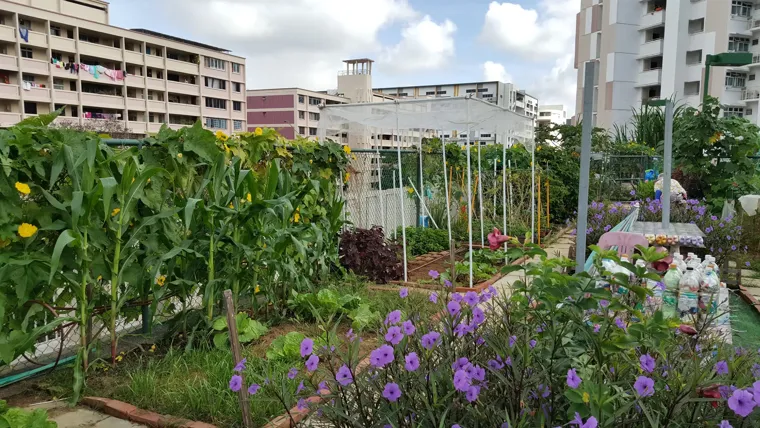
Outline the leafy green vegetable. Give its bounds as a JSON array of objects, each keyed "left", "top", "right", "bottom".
[
  {"left": 266, "top": 331, "right": 306, "bottom": 361},
  {"left": 211, "top": 313, "right": 268, "bottom": 350},
  {"left": 348, "top": 304, "right": 381, "bottom": 330},
  {"left": 0, "top": 400, "right": 57, "bottom": 428}
]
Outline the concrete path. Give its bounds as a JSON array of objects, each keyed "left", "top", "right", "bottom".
[
  {"left": 492, "top": 231, "right": 575, "bottom": 294},
  {"left": 27, "top": 401, "right": 144, "bottom": 428},
  {"left": 741, "top": 269, "right": 760, "bottom": 299}
]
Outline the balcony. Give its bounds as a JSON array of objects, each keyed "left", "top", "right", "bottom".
[
  {"left": 79, "top": 41, "right": 122, "bottom": 62},
  {"left": 81, "top": 93, "right": 125, "bottom": 109},
  {"left": 50, "top": 35, "right": 75, "bottom": 52},
  {"left": 127, "top": 98, "right": 146, "bottom": 110},
  {"left": 0, "top": 25, "right": 15, "bottom": 42},
  {"left": 202, "top": 66, "right": 227, "bottom": 80},
  {"left": 0, "top": 54, "right": 17, "bottom": 71},
  {"left": 24, "top": 87, "right": 51, "bottom": 102},
  {"left": 0, "top": 112, "right": 21, "bottom": 126},
  {"left": 166, "top": 59, "right": 198, "bottom": 75},
  {"left": 640, "top": 10, "right": 665, "bottom": 30},
  {"left": 145, "top": 55, "right": 163, "bottom": 69},
  {"left": 54, "top": 90, "right": 78, "bottom": 104},
  {"left": 146, "top": 78, "right": 165, "bottom": 91},
  {"left": 202, "top": 86, "right": 228, "bottom": 98},
  {"left": 231, "top": 110, "right": 246, "bottom": 120},
  {"left": 729, "top": 17, "right": 753, "bottom": 35},
  {"left": 168, "top": 102, "right": 200, "bottom": 116},
  {"left": 81, "top": 71, "right": 123, "bottom": 86},
  {"left": 231, "top": 91, "right": 245, "bottom": 101},
  {"left": 54, "top": 116, "right": 79, "bottom": 127},
  {"left": 148, "top": 122, "right": 163, "bottom": 133},
  {"left": 83, "top": 118, "right": 126, "bottom": 129},
  {"left": 51, "top": 65, "right": 77, "bottom": 79},
  {"left": 124, "top": 50, "right": 143, "bottom": 65},
  {"left": 0, "top": 84, "right": 19, "bottom": 100},
  {"left": 126, "top": 76, "right": 145, "bottom": 88},
  {"left": 20, "top": 58, "right": 49, "bottom": 74},
  {"left": 639, "top": 39, "right": 664, "bottom": 58},
  {"left": 128, "top": 121, "right": 147, "bottom": 134},
  {"left": 167, "top": 80, "right": 200, "bottom": 96},
  {"left": 147, "top": 100, "right": 166, "bottom": 113},
  {"left": 637, "top": 69, "right": 662, "bottom": 87},
  {"left": 24, "top": 30, "right": 47, "bottom": 48},
  {"left": 742, "top": 89, "right": 760, "bottom": 101}
]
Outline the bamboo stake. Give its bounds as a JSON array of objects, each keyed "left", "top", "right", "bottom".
[
  {"left": 224, "top": 290, "right": 253, "bottom": 428},
  {"left": 546, "top": 179, "right": 550, "bottom": 230},
  {"left": 537, "top": 174, "right": 542, "bottom": 246}
]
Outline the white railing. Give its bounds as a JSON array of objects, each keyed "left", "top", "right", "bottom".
[{"left": 742, "top": 89, "right": 760, "bottom": 100}]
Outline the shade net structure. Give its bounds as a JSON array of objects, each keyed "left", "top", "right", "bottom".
[{"left": 320, "top": 96, "right": 534, "bottom": 286}]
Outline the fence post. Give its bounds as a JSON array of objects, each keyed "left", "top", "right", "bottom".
[
  {"left": 416, "top": 150, "right": 422, "bottom": 227},
  {"left": 224, "top": 290, "right": 253, "bottom": 428}
]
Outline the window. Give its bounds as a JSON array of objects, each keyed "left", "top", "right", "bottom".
[
  {"left": 684, "top": 81, "right": 700, "bottom": 96},
  {"left": 204, "top": 56, "right": 225, "bottom": 70},
  {"left": 480, "top": 133, "right": 492, "bottom": 138},
  {"left": 539, "top": 112, "right": 551, "bottom": 117},
  {"left": 726, "top": 72, "right": 747, "bottom": 88},
  {"left": 18, "top": 18, "right": 30, "bottom": 30},
  {"left": 205, "top": 97, "right": 227, "bottom": 109},
  {"left": 204, "top": 77, "right": 226, "bottom": 90},
  {"left": 482, "top": 94, "right": 494, "bottom": 98},
  {"left": 724, "top": 106, "right": 744, "bottom": 118},
  {"left": 732, "top": 1, "right": 753, "bottom": 17},
  {"left": 398, "top": 93, "right": 408, "bottom": 96},
  {"left": 232, "top": 63, "right": 241, "bottom": 73},
  {"left": 425, "top": 91, "right": 435, "bottom": 95},
  {"left": 754, "top": 39, "right": 759, "bottom": 46},
  {"left": 309, "top": 127, "right": 317, "bottom": 136},
  {"left": 729, "top": 36, "right": 750, "bottom": 52},
  {"left": 299, "top": 126, "right": 305, "bottom": 134},
  {"left": 20, "top": 47, "right": 32, "bottom": 59},
  {"left": 465, "top": 89, "right": 477, "bottom": 93},
  {"left": 166, "top": 51, "right": 179, "bottom": 60},
  {"left": 686, "top": 50, "right": 702, "bottom": 65},
  {"left": 50, "top": 25, "right": 61, "bottom": 36},
  {"left": 78, "top": 34, "right": 100, "bottom": 44},
  {"left": 751, "top": 74, "right": 757, "bottom": 81},
  {"left": 309, "top": 112, "right": 320, "bottom": 120},
  {"left": 205, "top": 117, "right": 227, "bottom": 129},
  {"left": 309, "top": 97, "right": 322, "bottom": 106},
  {"left": 688, "top": 18, "right": 704, "bottom": 34},
  {"left": 477, "top": 88, "right": 488, "bottom": 93},
  {"left": 233, "top": 101, "right": 242, "bottom": 111},
  {"left": 233, "top": 120, "right": 243, "bottom": 130},
  {"left": 437, "top": 90, "right": 447, "bottom": 95},
  {"left": 232, "top": 82, "right": 241, "bottom": 92},
  {"left": 298, "top": 95, "right": 305, "bottom": 103},
  {"left": 53, "top": 78, "right": 64, "bottom": 90},
  {"left": 299, "top": 111, "right": 305, "bottom": 119},
  {"left": 24, "top": 102, "right": 37, "bottom": 114},
  {"left": 747, "top": 108, "right": 753, "bottom": 115}
]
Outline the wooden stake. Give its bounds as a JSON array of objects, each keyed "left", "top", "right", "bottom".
[
  {"left": 537, "top": 174, "right": 542, "bottom": 246},
  {"left": 450, "top": 239, "right": 457, "bottom": 288},
  {"left": 224, "top": 290, "right": 253, "bottom": 428},
  {"left": 546, "top": 179, "right": 550, "bottom": 230}
]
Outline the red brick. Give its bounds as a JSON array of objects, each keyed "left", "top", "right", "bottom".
[
  {"left": 103, "top": 399, "right": 138, "bottom": 419},
  {"left": 82, "top": 396, "right": 110, "bottom": 411},
  {"left": 129, "top": 409, "right": 162, "bottom": 427},
  {"left": 181, "top": 422, "right": 217, "bottom": 428},
  {"left": 158, "top": 415, "right": 192, "bottom": 427}
]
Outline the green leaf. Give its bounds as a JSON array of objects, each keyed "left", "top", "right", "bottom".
[
  {"left": 184, "top": 198, "right": 202, "bottom": 232},
  {"left": 49, "top": 150, "right": 64, "bottom": 190},
  {"left": 183, "top": 122, "right": 219, "bottom": 162},
  {"left": 349, "top": 304, "right": 381, "bottom": 330},
  {"left": 100, "top": 177, "right": 118, "bottom": 221},
  {"left": 213, "top": 332, "right": 229, "bottom": 350},
  {"left": 71, "top": 191, "right": 83, "bottom": 229},
  {"left": 48, "top": 230, "right": 77, "bottom": 284},
  {"left": 211, "top": 316, "right": 227, "bottom": 331}
]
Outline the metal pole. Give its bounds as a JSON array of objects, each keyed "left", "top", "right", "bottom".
[
  {"left": 576, "top": 61, "right": 596, "bottom": 273},
  {"left": 493, "top": 159, "right": 497, "bottom": 218},
  {"left": 395, "top": 107, "right": 409, "bottom": 282},
  {"left": 392, "top": 170, "right": 398, "bottom": 240},
  {"left": 441, "top": 130, "right": 453, "bottom": 243},
  {"left": 376, "top": 129, "right": 386, "bottom": 234},
  {"left": 466, "top": 100, "right": 474, "bottom": 287},
  {"left": 531, "top": 140, "right": 535, "bottom": 242},
  {"left": 502, "top": 132, "right": 508, "bottom": 258},
  {"left": 703, "top": 57, "right": 712, "bottom": 105},
  {"left": 477, "top": 140, "right": 485, "bottom": 246},
  {"left": 663, "top": 100, "right": 673, "bottom": 229},
  {"left": 418, "top": 130, "right": 425, "bottom": 227}
]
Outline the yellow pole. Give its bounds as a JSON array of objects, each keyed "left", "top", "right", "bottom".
[
  {"left": 471, "top": 174, "right": 479, "bottom": 217},
  {"left": 537, "top": 174, "right": 542, "bottom": 246}
]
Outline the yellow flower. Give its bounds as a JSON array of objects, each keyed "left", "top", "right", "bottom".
[
  {"left": 407, "top": 187, "right": 414, "bottom": 194},
  {"left": 344, "top": 172, "right": 350, "bottom": 183},
  {"left": 582, "top": 392, "right": 590, "bottom": 403},
  {"left": 149, "top": 344, "right": 156, "bottom": 353},
  {"left": 254, "top": 127, "right": 263, "bottom": 136},
  {"left": 131, "top": 178, "right": 135, "bottom": 184},
  {"left": 224, "top": 144, "right": 231, "bottom": 154},
  {"left": 215, "top": 130, "right": 229, "bottom": 142},
  {"left": 15, "top": 182, "right": 30, "bottom": 195},
  {"left": 246, "top": 193, "right": 252, "bottom": 203},
  {"left": 147, "top": 178, "right": 151, "bottom": 184},
  {"left": 115, "top": 355, "right": 123, "bottom": 363},
  {"left": 156, "top": 275, "right": 166, "bottom": 287},
  {"left": 18, "top": 223, "right": 38, "bottom": 238},
  {"left": 97, "top": 275, "right": 102, "bottom": 282},
  {"left": 229, "top": 203, "right": 234, "bottom": 209},
  {"left": 263, "top": 243, "right": 267, "bottom": 249},
  {"left": 177, "top": 153, "right": 183, "bottom": 159},
  {"left": 293, "top": 212, "right": 301, "bottom": 223},
  {"left": 461, "top": 145, "right": 466, "bottom": 150},
  {"left": 536, "top": 146, "right": 542, "bottom": 152},
  {"left": 111, "top": 207, "right": 120, "bottom": 217},
  {"left": 309, "top": 159, "right": 313, "bottom": 164},
  {"left": 343, "top": 145, "right": 352, "bottom": 154},
  {"left": 255, "top": 285, "right": 260, "bottom": 294}
]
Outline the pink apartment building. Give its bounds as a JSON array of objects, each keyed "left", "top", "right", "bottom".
[{"left": 246, "top": 88, "right": 348, "bottom": 139}]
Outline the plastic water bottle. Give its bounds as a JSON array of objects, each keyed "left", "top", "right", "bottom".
[{"left": 664, "top": 264, "right": 681, "bottom": 291}]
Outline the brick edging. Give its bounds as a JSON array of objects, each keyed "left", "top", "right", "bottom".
[
  {"left": 82, "top": 397, "right": 215, "bottom": 428},
  {"left": 738, "top": 286, "right": 760, "bottom": 315}
]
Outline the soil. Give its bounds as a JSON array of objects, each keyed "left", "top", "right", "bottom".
[{"left": 406, "top": 250, "right": 458, "bottom": 283}]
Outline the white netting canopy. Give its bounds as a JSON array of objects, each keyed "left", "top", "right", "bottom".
[{"left": 318, "top": 95, "right": 531, "bottom": 137}]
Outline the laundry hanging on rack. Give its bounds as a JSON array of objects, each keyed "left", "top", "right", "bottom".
[
  {"left": 18, "top": 27, "right": 28, "bottom": 42},
  {"left": 21, "top": 81, "right": 31, "bottom": 91}
]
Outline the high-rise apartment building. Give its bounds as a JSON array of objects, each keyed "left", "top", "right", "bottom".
[
  {"left": 574, "top": 0, "right": 760, "bottom": 129},
  {"left": 537, "top": 104, "right": 568, "bottom": 127},
  {"left": 0, "top": 0, "right": 246, "bottom": 135}
]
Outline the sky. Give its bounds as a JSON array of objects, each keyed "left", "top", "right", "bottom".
[{"left": 108, "top": 0, "right": 578, "bottom": 114}]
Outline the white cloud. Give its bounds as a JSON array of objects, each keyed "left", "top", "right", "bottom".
[
  {"left": 381, "top": 16, "right": 457, "bottom": 73},
  {"left": 160, "top": 0, "right": 418, "bottom": 89},
  {"left": 527, "top": 54, "right": 577, "bottom": 115},
  {"left": 482, "top": 61, "right": 513, "bottom": 83},
  {"left": 481, "top": 0, "right": 576, "bottom": 61}
]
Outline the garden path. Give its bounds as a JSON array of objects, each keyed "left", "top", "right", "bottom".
[
  {"left": 26, "top": 401, "right": 144, "bottom": 428},
  {"left": 741, "top": 269, "right": 760, "bottom": 300},
  {"left": 492, "top": 231, "right": 575, "bottom": 295}
]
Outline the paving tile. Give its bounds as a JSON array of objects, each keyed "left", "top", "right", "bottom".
[
  {"left": 50, "top": 408, "right": 110, "bottom": 427},
  {"left": 93, "top": 416, "right": 144, "bottom": 427}
]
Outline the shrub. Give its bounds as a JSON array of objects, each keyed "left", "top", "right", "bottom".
[
  {"left": 399, "top": 226, "right": 450, "bottom": 256},
  {"left": 339, "top": 226, "right": 403, "bottom": 284},
  {"left": 0, "top": 400, "right": 56, "bottom": 428},
  {"left": 231, "top": 244, "right": 760, "bottom": 427}
]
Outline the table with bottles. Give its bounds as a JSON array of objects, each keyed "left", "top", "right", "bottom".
[{"left": 631, "top": 222, "right": 706, "bottom": 253}]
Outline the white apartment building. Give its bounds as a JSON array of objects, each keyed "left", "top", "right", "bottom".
[
  {"left": 574, "top": 0, "right": 760, "bottom": 129},
  {"left": 374, "top": 81, "right": 537, "bottom": 144},
  {"left": 0, "top": 0, "right": 246, "bottom": 135},
  {"left": 537, "top": 104, "right": 568, "bottom": 127}
]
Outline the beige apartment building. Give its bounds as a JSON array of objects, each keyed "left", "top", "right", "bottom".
[{"left": 0, "top": 0, "right": 246, "bottom": 135}]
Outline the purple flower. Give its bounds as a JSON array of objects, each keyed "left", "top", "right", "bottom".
[
  {"left": 570, "top": 413, "right": 598, "bottom": 428},
  {"left": 711, "top": 215, "right": 718, "bottom": 221},
  {"left": 452, "top": 425, "right": 461, "bottom": 428},
  {"left": 488, "top": 357, "right": 505, "bottom": 370},
  {"left": 405, "top": 352, "right": 420, "bottom": 371},
  {"left": 430, "top": 292, "right": 438, "bottom": 303},
  {"left": 288, "top": 368, "right": 298, "bottom": 379},
  {"left": 747, "top": 262, "right": 752, "bottom": 267},
  {"left": 715, "top": 360, "right": 729, "bottom": 376},
  {"left": 452, "top": 357, "right": 470, "bottom": 371},
  {"left": 300, "top": 338, "right": 314, "bottom": 358},
  {"left": 719, "top": 421, "right": 733, "bottom": 428},
  {"left": 451, "top": 293, "right": 463, "bottom": 303},
  {"left": 453, "top": 369, "right": 471, "bottom": 392},
  {"left": 399, "top": 287, "right": 409, "bottom": 298},
  {"left": 640, "top": 354, "right": 655, "bottom": 373},
  {"left": 509, "top": 335, "right": 517, "bottom": 348},
  {"left": 336, "top": 365, "right": 353, "bottom": 386},
  {"left": 447, "top": 300, "right": 461, "bottom": 316},
  {"left": 297, "top": 398, "right": 307, "bottom": 411},
  {"left": 732, "top": 245, "right": 737, "bottom": 251},
  {"left": 706, "top": 227, "right": 714, "bottom": 234},
  {"left": 306, "top": 354, "right": 319, "bottom": 372},
  {"left": 429, "top": 270, "right": 440, "bottom": 279},
  {"left": 567, "top": 368, "right": 581, "bottom": 389},
  {"left": 229, "top": 375, "right": 242, "bottom": 392},
  {"left": 472, "top": 307, "right": 486, "bottom": 325},
  {"left": 382, "top": 382, "right": 402, "bottom": 402},
  {"left": 615, "top": 317, "right": 626, "bottom": 331},
  {"left": 720, "top": 223, "right": 725, "bottom": 228},
  {"left": 385, "top": 326, "right": 405, "bottom": 345},
  {"left": 599, "top": 299, "right": 609, "bottom": 308},
  {"left": 529, "top": 339, "right": 537, "bottom": 348},
  {"left": 630, "top": 190, "right": 636, "bottom": 196},
  {"left": 728, "top": 389, "right": 756, "bottom": 417},
  {"left": 402, "top": 320, "right": 416, "bottom": 335},
  {"left": 370, "top": 344, "right": 395, "bottom": 368},
  {"left": 752, "top": 381, "right": 760, "bottom": 406},
  {"left": 593, "top": 324, "right": 601, "bottom": 333},
  {"left": 634, "top": 376, "right": 655, "bottom": 397},
  {"left": 233, "top": 358, "right": 247, "bottom": 372},
  {"left": 248, "top": 383, "right": 260, "bottom": 395},
  {"left": 385, "top": 310, "right": 402, "bottom": 325},
  {"left": 444, "top": 279, "right": 452, "bottom": 288},
  {"left": 464, "top": 291, "right": 479, "bottom": 307},
  {"left": 505, "top": 356, "right": 512, "bottom": 366},
  {"left": 297, "top": 381, "right": 305, "bottom": 393},
  {"left": 421, "top": 331, "right": 441, "bottom": 350},
  {"left": 465, "top": 385, "right": 480, "bottom": 402}
]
